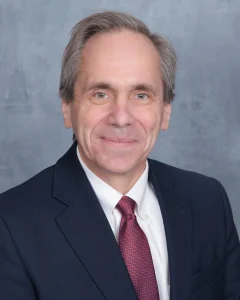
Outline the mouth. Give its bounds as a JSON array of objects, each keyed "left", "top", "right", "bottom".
[
  {"left": 102, "top": 137, "right": 136, "bottom": 142},
  {"left": 100, "top": 137, "right": 137, "bottom": 146}
]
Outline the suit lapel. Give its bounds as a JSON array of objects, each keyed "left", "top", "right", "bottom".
[
  {"left": 53, "top": 142, "right": 137, "bottom": 300},
  {"left": 149, "top": 159, "right": 193, "bottom": 300}
]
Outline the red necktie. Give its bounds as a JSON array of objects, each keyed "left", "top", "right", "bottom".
[{"left": 116, "top": 196, "right": 159, "bottom": 300}]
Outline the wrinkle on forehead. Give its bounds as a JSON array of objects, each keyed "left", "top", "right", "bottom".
[
  {"left": 81, "top": 29, "right": 161, "bottom": 72},
  {"left": 74, "top": 29, "right": 163, "bottom": 98}
]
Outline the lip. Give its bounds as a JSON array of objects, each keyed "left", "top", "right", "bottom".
[
  {"left": 102, "top": 137, "right": 136, "bottom": 143},
  {"left": 101, "top": 137, "right": 136, "bottom": 146}
]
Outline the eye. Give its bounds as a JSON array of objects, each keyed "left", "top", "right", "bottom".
[
  {"left": 94, "top": 92, "right": 108, "bottom": 99},
  {"left": 135, "top": 93, "right": 149, "bottom": 100}
]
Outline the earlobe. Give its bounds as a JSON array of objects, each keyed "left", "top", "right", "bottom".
[
  {"left": 61, "top": 100, "right": 72, "bottom": 129},
  {"left": 161, "top": 104, "right": 171, "bottom": 131}
]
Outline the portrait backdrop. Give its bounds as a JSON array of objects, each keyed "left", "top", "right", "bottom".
[{"left": 0, "top": 0, "right": 239, "bottom": 233}]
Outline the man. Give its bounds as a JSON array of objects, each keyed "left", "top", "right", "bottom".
[{"left": 0, "top": 11, "right": 239, "bottom": 300}]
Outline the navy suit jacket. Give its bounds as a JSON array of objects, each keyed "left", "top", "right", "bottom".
[{"left": 0, "top": 142, "right": 240, "bottom": 300}]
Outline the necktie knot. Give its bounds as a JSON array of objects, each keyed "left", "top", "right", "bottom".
[{"left": 116, "top": 196, "right": 135, "bottom": 217}]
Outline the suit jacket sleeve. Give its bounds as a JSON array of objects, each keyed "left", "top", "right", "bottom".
[
  {"left": 215, "top": 180, "right": 240, "bottom": 299},
  {"left": 0, "top": 217, "right": 37, "bottom": 300}
]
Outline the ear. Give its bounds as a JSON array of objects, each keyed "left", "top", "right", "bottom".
[
  {"left": 61, "top": 99, "right": 73, "bottom": 129},
  {"left": 161, "top": 103, "right": 171, "bottom": 130}
]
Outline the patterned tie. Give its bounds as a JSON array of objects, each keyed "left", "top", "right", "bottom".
[{"left": 116, "top": 196, "right": 159, "bottom": 300}]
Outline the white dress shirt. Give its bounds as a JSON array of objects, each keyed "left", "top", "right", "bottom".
[{"left": 77, "top": 148, "right": 170, "bottom": 300}]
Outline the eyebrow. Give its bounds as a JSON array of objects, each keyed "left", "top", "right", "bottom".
[
  {"left": 86, "top": 82, "right": 113, "bottom": 92},
  {"left": 85, "top": 82, "right": 157, "bottom": 95},
  {"left": 130, "top": 83, "right": 157, "bottom": 95}
]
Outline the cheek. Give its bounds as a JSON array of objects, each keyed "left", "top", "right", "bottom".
[
  {"left": 135, "top": 107, "right": 162, "bottom": 136},
  {"left": 74, "top": 104, "right": 109, "bottom": 138}
]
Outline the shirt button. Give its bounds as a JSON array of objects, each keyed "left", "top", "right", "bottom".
[{"left": 144, "top": 213, "right": 149, "bottom": 220}]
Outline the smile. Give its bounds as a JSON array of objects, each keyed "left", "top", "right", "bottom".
[{"left": 101, "top": 137, "right": 136, "bottom": 146}]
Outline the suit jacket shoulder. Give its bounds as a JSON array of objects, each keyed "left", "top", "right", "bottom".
[
  {"left": 148, "top": 157, "right": 223, "bottom": 202},
  {"left": 0, "top": 165, "right": 61, "bottom": 220},
  {"left": 0, "top": 156, "right": 226, "bottom": 220}
]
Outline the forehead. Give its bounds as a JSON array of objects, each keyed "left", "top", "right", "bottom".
[{"left": 79, "top": 30, "right": 162, "bottom": 88}]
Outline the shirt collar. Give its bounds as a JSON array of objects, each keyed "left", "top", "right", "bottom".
[
  {"left": 125, "top": 161, "right": 149, "bottom": 219},
  {"left": 76, "top": 146, "right": 149, "bottom": 218}
]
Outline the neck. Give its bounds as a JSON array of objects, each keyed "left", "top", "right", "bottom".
[
  {"left": 95, "top": 165, "right": 146, "bottom": 194},
  {"left": 78, "top": 149, "right": 146, "bottom": 194}
]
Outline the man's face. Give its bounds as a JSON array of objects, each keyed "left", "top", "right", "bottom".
[{"left": 62, "top": 30, "right": 171, "bottom": 177}]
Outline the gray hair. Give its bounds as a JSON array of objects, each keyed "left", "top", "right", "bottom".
[{"left": 59, "top": 11, "right": 177, "bottom": 104}]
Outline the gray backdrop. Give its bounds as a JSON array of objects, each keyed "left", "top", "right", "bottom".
[{"left": 0, "top": 0, "right": 239, "bottom": 233}]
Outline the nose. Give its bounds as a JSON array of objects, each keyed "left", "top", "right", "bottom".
[{"left": 107, "top": 96, "right": 134, "bottom": 127}]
